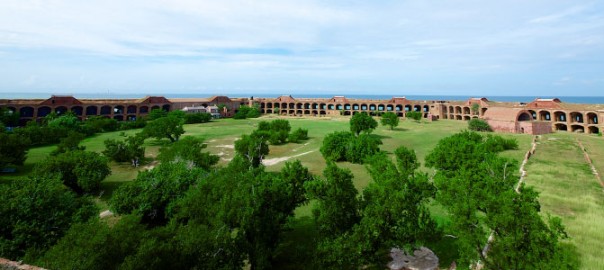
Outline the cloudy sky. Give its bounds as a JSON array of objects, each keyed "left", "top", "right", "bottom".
[{"left": 0, "top": 0, "right": 603, "bottom": 97}]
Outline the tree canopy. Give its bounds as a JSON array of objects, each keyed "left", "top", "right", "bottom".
[
  {"left": 380, "top": 112, "right": 400, "bottom": 130},
  {"left": 142, "top": 113, "right": 185, "bottom": 142},
  {"left": 350, "top": 112, "right": 377, "bottom": 136}
]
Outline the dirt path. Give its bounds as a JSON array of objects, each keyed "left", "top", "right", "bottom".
[
  {"left": 262, "top": 150, "right": 316, "bottom": 166},
  {"left": 576, "top": 138, "right": 604, "bottom": 188}
]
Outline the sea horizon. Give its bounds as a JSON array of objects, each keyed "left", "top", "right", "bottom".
[{"left": 1, "top": 92, "right": 604, "bottom": 105}]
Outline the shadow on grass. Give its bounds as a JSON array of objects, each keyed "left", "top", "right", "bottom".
[{"left": 273, "top": 216, "right": 319, "bottom": 270}]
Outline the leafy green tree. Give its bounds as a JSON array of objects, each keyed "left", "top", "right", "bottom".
[
  {"left": 306, "top": 163, "right": 359, "bottom": 236},
  {"left": 468, "top": 118, "right": 492, "bottom": 132},
  {"left": 103, "top": 134, "right": 145, "bottom": 164},
  {"left": 380, "top": 112, "right": 400, "bottom": 130},
  {"left": 0, "top": 107, "right": 20, "bottom": 127},
  {"left": 0, "top": 132, "right": 30, "bottom": 168},
  {"left": 157, "top": 136, "right": 219, "bottom": 170},
  {"left": 34, "top": 150, "right": 111, "bottom": 194},
  {"left": 83, "top": 116, "right": 120, "bottom": 133},
  {"left": 425, "top": 131, "right": 571, "bottom": 268},
  {"left": 234, "top": 132, "right": 269, "bottom": 168},
  {"left": 143, "top": 114, "right": 185, "bottom": 142},
  {"left": 394, "top": 146, "right": 419, "bottom": 177},
  {"left": 184, "top": 112, "right": 212, "bottom": 124},
  {"left": 344, "top": 133, "right": 382, "bottom": 164},
  {"left": 47, "top": 112, "right": 80, "bottom": 130},
  {"left": 320, "top": 131, "right": 354, "bottom": 162},
  {"left": 51, "top": 131, "right": 85, "bottom": 156},
  {"left": 471, "top": 103, "right": 480, "bottom": 115},
  {"left": 288, "top": 128, "right": 309, "bottom": 143},
  {"left": 405, "top": 111, "right": 423, "bottom": 122},
  {"left": 0, "top": 175, "right": 96, "bottom": 260},
  {"left": 37, "top": 215, "right": 145, "bottom": 270},
  {"left": 147, "top": 108, "right": 168, "bottom": 120},
  {"left": 110, "top": 162, "right": 207, "bottom": 224},
  {"left": 350, "top": 112, "right": 377, "bottom": 136}
]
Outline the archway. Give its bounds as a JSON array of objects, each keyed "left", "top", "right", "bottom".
[
  {"left": 518, "top": 112, "right": 532, "bottom": 121},
  {"left": 554, "top": 111, "right": 566, "bottom": 122},
  {"left": 588, "top": 126, "right": 599, "bottom": 134},
  {"left": 539, "top": 111, "right": 551, "bottom": 121},
  {"left": 554, "top": 123, "right": 567, "bottom": 131},
  {"left": 570, "top": 125, "right": 584, "bottom": 133},
  {"left": 86, "top": 106, "right": 98, "bottom": 116},
  {"left": 114, "top": 105, "right": 124, "bottom": 114},
  {"left": 71, "top": 106, "right": 83, "bottom": 116},
  {"left": 127, "top": 105, "right": 137, "bottom": 114},
  {"left": 55, "top": 106, "right": 68, "bottom": 115},
  {"left": 139, "top": 106, "right": 149, "bottom": 114},
  {"left": 100, "top": 106, "right": 112, "bottom": 115},
  {"left": 586, "top": 112, "right": 598, "bottom": 124},
  {"left": 162, "top": 104, "right": 171, "bottom": 111},
  {"left": 569, "top": 112, "right": 583, "bottom": 123},
  {"left": 19, "top": 107, "right": 34, "bottom": 117}
]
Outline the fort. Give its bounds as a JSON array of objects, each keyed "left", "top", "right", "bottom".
[{"left": 1, "top": 95, "right": 602, "bottom": 135}]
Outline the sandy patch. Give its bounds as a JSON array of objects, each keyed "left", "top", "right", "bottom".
[
  {"left": 262, "top": 150, "right": 315, "bottom": 166},
  {"left": 216, "top": 144, "right": 235, "bottom": 149},
  {"left": 99, "top": 210, "right": 114, "bottom": 218}
]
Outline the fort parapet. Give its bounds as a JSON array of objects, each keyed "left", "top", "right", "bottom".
[{"left": 1, "top": 95, "right": 602, "bottom": 135}]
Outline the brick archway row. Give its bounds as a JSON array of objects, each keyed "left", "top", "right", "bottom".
[{"left": 7, "top": 104, "right": 171, "bottom": 119}]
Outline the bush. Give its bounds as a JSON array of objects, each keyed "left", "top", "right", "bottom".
[
  {"left": 0, "top": 132, "right": 30, "bottom": 168},
  {"left": 83, "top": 116, "right": 120, "bottom": 133},
  {"left": 345, "top": 134, "right": 382, "bottom": 164},
  {"left": 468, "top": 118, "right": 492, "bottom": 132},
  {"left": 233, "top": 106, "right": 261, "bottom": 119},
  {"left": 103, "top": 135, "right": 145, "bottom": 164},
  {"left": 598, "top": 132, "right": 602, "bottom": 137},
  {"left": 350, "top": 112, "right": 377, "bottom": 135},
  {"left": 320, "top": 131, "right": 354, "bottom": 162},
  {"left": 405, "top": 111, "right": 423, "bottom": 122},
  {"left": 288, "top": 128, "right": 309, "bottom": 143},
  {"left": 184, "top": 113, "right": 212, "bottom": 124},
  {"left": 119, "top": 117, "right": 147, "bottom": 130}
]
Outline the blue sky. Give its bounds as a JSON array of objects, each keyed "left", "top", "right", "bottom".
[{"left": 0, "top": 0, "right": 603, "bottom": 97}]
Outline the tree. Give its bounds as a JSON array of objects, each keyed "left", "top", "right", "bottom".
[
  {"left": 143, "top": 114, "right": 185, "bottom": 142},
  {"left": 320, "top": 131, "right": 354, "bottom": 162},
  {"left": 51, "top": 131, "right": 85, "bottom": 156},
  {"left": 0, "top": 175, "right": 96, "bottom": 260},
  {"left": 380, "top": 112, "right": 400, "bottom": 130},
  {"left": 103, "top": 134, "right": 145, "bottom": 164},
  {"left": 425, "top": 131, "right": 571, "bottom": 268},
  {"left": 110, "top": 162, "right": 207, "bottom": 224},
  {"left": 184, "top": 112, "right": 212, "bottom": 124},
  {"left": 233, "top": 105, "right": 261, "bottom": 119},
  {"left": 288, "top": 128, "right": 309, "bottom": 143},
  {"left": 234, "top": 132, "right": 269, "bottom": 168},
  {"left": 345, "top": 133, "right": 382, "bottom": 164},
  {"left": 350, "top": 112, "right": 377, "bottom": 136},
  {"left": 471, "top": 103, "right": 480, "bottom": 115},
  {"left": 147, "top": 108, "right": 168, "bottom": 120},
  {"left": 0, "top": 107, "right": 20, "bottom": 127},
  {"left": 468, "top": 118, "right": 492, "bottom": 132},
  {"left": 0, "top": 132, "right": 30, "bottom": 168},
  {"left": 34, "top": 150, "right": 111, "bottom": 194},
  {"left": 305, "top": 163, "right": 359, "bottom": 236},
  {"left": 405, "top": 111, "right": 422, "bottom": 122},
  {"left": 157, "top": 136, "right": 219, "bottom": 170}
]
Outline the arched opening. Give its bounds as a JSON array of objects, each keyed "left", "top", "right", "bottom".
[
  {"left": 405, "top": 105, "right": 412, "bottom": 112},
  {"left": 19, "top": 107, "right": 34, "bottom": 117},
  {"left": 311, "top": 110, "right": 318, "bottom": 115},
  {"left": 481, "top": 108, "right": 488, "bottom": 116},
  {"left": 71, "top": 106, "right": 83, "bottom": 116},
  {"left": 304, "top": 103, "right": 311, "bottom": 109},
  {"left": 320, "top": 103, "right": 326, "bottom": 110},
  {"left": 260, "top": 103, "right": 266, "bottom": 109},
  {"left": 162, "top": 104, "right": 171, "bottom": 111},
  {"left": 570, "top": 112, "right": 584, "bottom": 123},
  {"left": 518, "top": 112, "right": 532, "bottom": 121},
  {"left": 369, "top": 105, "right": 376, "bottom": 111},
  {"left": 449, "top": 106, "right": 454, "bottom": 114},
  {"left": 288, "top": 110, "right": 295, "bottom": 115},
  {"left": 344, "top": 111, "right": 351, "bottom": 116},
  {"left": 127, "top": 105, "right": 137, "bottom": 114},
  {"left": 139, "top": 106, "right": 149, "bottom": 114},
  {"left": 395, "top": 105, "right": 402, "bottom": 112},
  {"left": 443, "top": 106, "right": 448, "bottom": 113},
  {"left": 267, "top": 103, "right": 273, "bottom": 109},
  {"left": 344, "top": 104, "right": 351, "bottom": 110},
  {"left": 554, "top": 111, "right": 566, "bottom": 122},
  {"left": 528, "top": 110, "right": 537, "bottom": 120},
  {"left": 114, "top": 105, "right": 124, "bottom": 114},
  {"left": 296, "top": 110, "right": 303, "bottom": 115},
  {"left": 539, "top": 111, "right": 551, "bottom": 121},
  {"left": 555, "top": 123, "right": 568, "bottom": 131},
  {"left": 353, "top": 104, "right": 359, "bottom": 110},
  {"left": 100, "top": 106, "right": 112, "bottom": 115},
  {"left": 265, "top": 109, "right": 272, "bottom": 114},
  {"left": 586, "top": 112, "right": 598, "bottom": 124},
  {"left": 55, "top": 106, "right": 68, "bottom": 115},
  {"left": 588, "top": 126, "right": 599, "bottom": 134},
  {"left": 456, "top": 115, "right": 462, "bottom": 120},
  {"left": 296, "top": 103, "right": 303, "bottom": 109},
  {"left": 463, "top": 115, "right": 471, "bottom": 120},
  {"left": 570, "top": 125, "right": 584, "bottom": 133},
  {"left": 378, "top": 105, "right": 385, "bottom": 111},
  {"left": 312, "top": 103, "right": 318, "bottom": 109},
  {"left": 463, "top": 107, "right": 470, "bottom": 114},
  {"left": 361, "top": 104, "right": 368, "bottom": 111},
  {"left": 320, "top": 110, "right": 326, "bottom": 115},
  {"left": 455, "top": 106, "right": 462, "bottom": 114},
  {"left": 328, "top": 104, "right": 335, "bottom": 110},
  {"left": 304, "top": 110, "right": 310, "bottom": 115},
  {"left": 414, "top": 105, "right": 421, "bottom": 112},
  {"left": 151, "top": 105, "right": 160, "bottom": 111},
  {"left": 113, "top": 115, "right": 124, "bottom": 121},
  {"left": 397, "top": 112, "right": 404, "bottom": 117},
  {"left": 336, "top": 104, "right": 343, "bottom": 110},
  {"left": 423, "top": 105, "right": 430, "bottom": 112},
  {"left": 86, "top": 106, "right": 98, "bottom": 116},
  {"left": 127, "top": 115, "right": 137, "bottom": 121}
]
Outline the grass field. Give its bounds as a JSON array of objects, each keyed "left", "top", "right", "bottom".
[{"left": 1, "top": 116, "right": 602, "bottom": 268}]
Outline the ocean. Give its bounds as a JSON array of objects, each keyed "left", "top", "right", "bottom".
[{"left": 1, "top": 92, "right": 604, "bottom": 104}]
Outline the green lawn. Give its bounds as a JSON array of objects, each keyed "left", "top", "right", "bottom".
[
  {"left": 2, "top": 116, "right": 602, "bottom": 268},
  {"left": 523, "top": 133, "right": 604, "bottom": 270}
]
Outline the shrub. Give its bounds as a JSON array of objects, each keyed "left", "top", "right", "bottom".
[
  {"left": 405, "top": 111, "right": 423, "bottom": 122},
  {"left": 289, "top": 128, "right": 309, "bottom": 143},
  {"left": 598, "top": 132, "right": 602, "bottom": 137},
  {"left": 103, "top": 135, "right": 145, "bottom": 164},
  {"left": 321, "top": 131, "right": 354, "bottom": 162},
  {"left": 350, "top": 112, "right": 378, "bottom": 135},
  {"left": 184, "top": 113, "right": 212, "bottom": 124},
  {"left": 345, "top": 134, "right": 382, "bottom": 164},
  {"left": 233, "top": 105, "right": 261, "bottom": 119},
  {"left": 468, "top": 118, "right": 492, "bottom": 132}
]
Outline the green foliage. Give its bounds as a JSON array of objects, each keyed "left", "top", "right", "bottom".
[
  {"left": 468, "top": 118, "right": 492, "bottom": 132},
  {"left": 405, "top": 111, "right": 423, "bottom": 122},
  {"left": 597, "top": 131, "right": 602, "bottom": 137},
  {"left": 471, "top": 103, "right": 480, "bottom": 113},
  {"left": 305, "top": 163, "right": 359, "bottom": 236},
  {"left": 14, "top": 121, "right": 71, "bottom": 146},
  {"left": 288, "top": 128, "right": 309, "bottom": 143},
  {"left": 82, "top": 116, "right": 119, "bottom": 133},
  {"left": 38, "top": 215, "right": 145, "bottom": 270},
  {"left": 0, "top": 132, "right": 30, "bottom": 168},
  {"left": 426, "top": 131, "right": 571, "bottom": 268},
  {"left": 350, "top": 112, "right": 377, "bottom": 135},
  {"left": 119, "top": 117, "right": 147, "bottom": 130},
  {"left": 394, "top": 146, "right": 420, "bottom": 176},
  {"left": 103, "top": 134, "right": 145, "bottom": 164},
  {"left": 184, "top": 112, "right": 212, "bottom": 124},
  {"left": 0, "top": 175, "right": 96, "bottom": 260},
  {"left": 320, "top": 131, "right": 354, "bottom": 162},
  {"left": 51, "top": 131, "right": 85, "bottom": 156},
  {"left": 234, "top": 132, "right": 269, "bottom": 167},
  {"left": 110, "top": 162, "right": 207, "bottom": 224},
  {"left": 157, "top": 136, "right": 219, "bottom": 170},
  {"left": 34, "top": 150, "right": 111, "bottom": 194},
  {"left": 233, "top": 105, "right": 261, "bottom": 119},
  {"left": 147, "top": 108, "right": 168, "bottom": 120},
  {"left": 380, "top": 112, "right": 400, "bottom": 130},
  {"left": 47, "top": 112, "right": 80, "bottom": 130},
  {"left": 345, "top": 133, "right": 382, "bottom": 164},
  {"left": 142, "top": 114, "right": 185, "bottom": 142}
]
